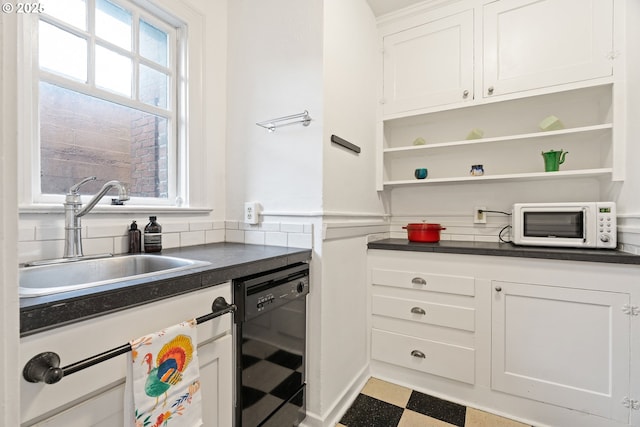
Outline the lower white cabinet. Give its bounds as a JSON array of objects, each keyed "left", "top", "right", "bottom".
[
  {"left": 21, "top": 284, "right": 233, "bottom": 427},
  {"left": 368, "top": 249, "right": 640, "bottom": 427},
  {"left": 491, "top": 280, "right": 630, "bottom": 423},
  {"left": 370, "top": 266, "right": 476, "bottom": 384}
]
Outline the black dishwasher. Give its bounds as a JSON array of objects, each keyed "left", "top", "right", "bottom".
[{"left": 234, "top": 263, "right": 309, "bottom": 427}]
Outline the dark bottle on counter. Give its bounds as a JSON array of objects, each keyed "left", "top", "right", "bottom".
[
  {"left": 128, "top": 220, "right": 142, "bottom": 253},
  {"left": 144, "top": 216, "right": 162, "bottom": 253}
]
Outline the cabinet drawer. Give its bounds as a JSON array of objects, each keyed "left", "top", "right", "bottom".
[
  {"left": 372, "top": 268, "right": 474, "bottom": 296},
  {"left": 372, "top": 329, "right": 475, "bottom": 384},
  {"left": 372, "top": 295, "right": 474, "bottom": 332}
]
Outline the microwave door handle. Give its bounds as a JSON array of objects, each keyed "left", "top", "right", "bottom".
[{"left": 582, "top": 208, "right": 588, "bottom": 242}]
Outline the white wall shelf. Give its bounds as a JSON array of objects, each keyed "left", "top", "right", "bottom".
[
  {"left": 383, "top": 168, "right": 613, "bottom": 187},
  {"left": 383, "top": 123, "right": 613, "bottom": 154}
]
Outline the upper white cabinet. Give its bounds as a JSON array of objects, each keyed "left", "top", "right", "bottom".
[
  {"left": 483, "top": 0, "right": 614, "bottom": 98},
  {"left": 376, "top": 0, "right": 622, "bottom": 190},
  {"left": 382, "top": 9, "right": 474, "bottom": 115}
]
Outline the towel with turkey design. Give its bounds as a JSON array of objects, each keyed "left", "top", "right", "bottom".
[{"left": 124, "top": 319, "right": 202, "bottom": 427}]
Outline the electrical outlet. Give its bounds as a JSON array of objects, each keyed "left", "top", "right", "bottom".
[
  {"left": 244, "top": 202, "right": 259, "bottom": 225},
  {"left": 474, "top": 206, "right": 487, "bottom": 224}
]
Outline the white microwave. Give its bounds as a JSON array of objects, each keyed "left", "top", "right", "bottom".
[{"left": 512, "top": 202, "right": 617, "bottom": 249}]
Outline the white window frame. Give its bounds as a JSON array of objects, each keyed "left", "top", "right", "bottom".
[{"left": 18, "top": 0, "right": 204, "bottom": 210}]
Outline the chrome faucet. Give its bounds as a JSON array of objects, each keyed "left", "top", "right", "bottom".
[{"left": 63, "top": 176, "right": 130, "bottom": 259}]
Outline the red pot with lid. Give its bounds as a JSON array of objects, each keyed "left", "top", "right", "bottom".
[{"left": 403, "top": 223, "right": 446, "bottom": 243}]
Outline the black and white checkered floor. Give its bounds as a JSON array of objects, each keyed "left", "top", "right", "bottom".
[{"left": 337, "top": 377, "right": 532, "bottom": 427}]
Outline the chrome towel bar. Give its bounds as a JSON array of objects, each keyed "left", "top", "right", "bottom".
[
  {"left": 256, "top": 110, "right": 311, "bottom": 132},
  {"left": 22, "top": 297, "right": 236, "bottom": 384}
]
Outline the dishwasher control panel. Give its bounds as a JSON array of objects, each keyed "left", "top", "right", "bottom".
[
  {"left": 247, "top": 276, "right": 309, "bottom": 317},
  {"left": 234, "top": 263, "right": 309, "bottom": 321}
]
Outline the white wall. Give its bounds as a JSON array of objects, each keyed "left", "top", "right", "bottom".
[
  {"left": 607, "top": 0, "right": 640, "bottom": 215},
  {"left": 322, "top": 0, "right": 383, "bottom": 217},
  {"left": 226, "top": 0, "right": 324, "bottom": 219},
  {"left": 605, "top": 0, "right": 640, "bottom": 253},
  {"left": 1, "top": 12, "right": 21, "bottom": 427}
]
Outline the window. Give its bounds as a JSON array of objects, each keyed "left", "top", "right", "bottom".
[{"left": 32, "top": 0, "right": 183, "bottom": 204}]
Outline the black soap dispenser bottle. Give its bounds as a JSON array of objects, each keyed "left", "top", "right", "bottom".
[
  {"left": 144, "top": 216, "right": 162, "bottom": 253},
  {"left": 128, "top": 220, "right": 142, "bottom": 254}
]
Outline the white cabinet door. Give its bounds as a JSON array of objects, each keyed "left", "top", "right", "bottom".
[
  {"left": 28, "top": 334, "right": 233, "bottom": 427},
  {"left": 483, "top": 0, "right": 613, "bottom": 98},
  {"left": 383, "top": 9, "right": 474, "bottom": 115},
  {"left": 491, "top": 281, "right": 630, "bottom": 423},
  {"left": 199, "top": 334, "right": 233, "bottom": 427}
]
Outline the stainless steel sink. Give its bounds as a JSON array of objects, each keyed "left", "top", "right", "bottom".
[{"left": 19, "top": 254, "right": 210, "bottom": 297}]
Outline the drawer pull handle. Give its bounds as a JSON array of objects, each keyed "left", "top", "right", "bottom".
[
  {"left": 411, "top": 277, "right": 427, "bottom": 286},
  {"left": 495, "top": 286, "right": 502, "bottom": 292},
  {"left": 410, "top": 307, "right": 426, "bottom": 315},
  {"left": 411, "top": 350, "right": 426, "bottom": 359}
]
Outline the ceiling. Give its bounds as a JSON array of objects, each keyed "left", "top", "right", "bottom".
[{"left": 366, "top": 0, "right": 429, "bottom": 17}]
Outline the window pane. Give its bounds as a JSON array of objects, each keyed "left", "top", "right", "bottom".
[
  {"left": 39, "top": 21, "right": 87, "bottom": 81},
  {"left": 140, "top": 19, "right": 168, "bottom": 66},
  {"left": 140, "top": 65, "right": 168, "bottom": 108},
  {"left": 41, "top": 0, "right": 87, "bottom": 30},
  {"left": 39, "top": 82, "right": 169, "bottom": 198},
  {"left": 95, "top": 45, "right": 132, "bottom": 96},
  {"left": 96, "top": 0, "right": 131, "bottom": 50}
]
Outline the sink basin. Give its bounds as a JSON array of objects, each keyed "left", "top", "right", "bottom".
[{"left": 19, "top": 254, "right": 210, "bottom": 297}]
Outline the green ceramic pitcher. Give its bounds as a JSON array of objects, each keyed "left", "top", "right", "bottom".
[{"left": 542, "top": 149, "right": 568, "bottom": 172}]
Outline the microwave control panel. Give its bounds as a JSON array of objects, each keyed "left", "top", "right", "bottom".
[{"left": 596, "top": 202, "right": 616, "bottom": 248}]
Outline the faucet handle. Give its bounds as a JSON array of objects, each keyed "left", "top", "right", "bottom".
[{"left": 68, "top": 176, "right": 97, "bottom": 195}]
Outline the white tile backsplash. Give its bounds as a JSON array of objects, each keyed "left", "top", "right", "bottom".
[
  {"left": 245, "top": 230, "right": 266, "bottom": 245},
  {"left": 18, "top": 219, "right": 313, "bottom": 264},
  {"left": 281, "top": 223, "right": 304, "bottom": 233},
  {"left": 180, "top": 230, "right": 206, "bottom": 246},
  {"left": 36, "top": 226, "right": 66, "bottom": 241},
  {"left": 18, "top": 227, "right": 35, "bottom": 242},
  {"left": 225, "top": 220, "right": 240, "bottom": 230},
  {"left": 265, "top": 231, "right": 288, "bottom": 247},
  {"left": 82, "top": 238, "right": 115, "bottom": 256},
  {"left": 206, "top": 229, "right": 225, "bottom": 243},
  {"left": 189, "top": 221, "right": 214, "bottom": 231},
  {"left": 225, "top": 228, "right": 245, "bottom": 243},
  {"left": 161, "top": 233, "right": 181, "bottom": 249},
  {"left": 288, "top": 232, "right": 313, "bottom": 249}
]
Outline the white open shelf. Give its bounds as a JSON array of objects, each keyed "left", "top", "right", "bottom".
[
  {"left": 383, "top": 168, "right": 613, "bottom": 187},
  {"left": 383, "top": 124, "right": 613, "bottom": 154}
]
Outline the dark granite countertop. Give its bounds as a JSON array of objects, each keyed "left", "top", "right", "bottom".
[
  {"left": 20, "top": 243, "right": 312, "bottom": 337},
  {"left": 368, "top": 238, "right": 640, "bottom": 265}
]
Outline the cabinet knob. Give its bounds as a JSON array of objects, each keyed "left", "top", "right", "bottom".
[
  {"left": 411, "top": 350, "right": 426, "bottom": 359},
  {"left": 495, "top": 286, "right": 502, "bottom": 292},
  {"left": 411, "top": 277, "right": 427, "bottom": 286},
  {"left": 463, "top": 90, "right": 469, "bottom": 98},
  {"left": 487, "top": 86, "right": 494, "bottom": 95},
  {"left": 410, "top": 307, "right": 426, "bottom": 315}
]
